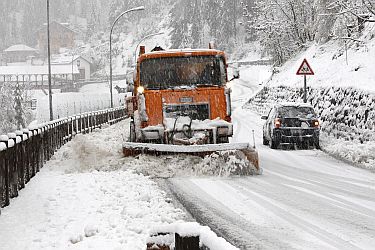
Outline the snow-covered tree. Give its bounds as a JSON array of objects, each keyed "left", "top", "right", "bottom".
[
  {"left": 249, "top": 0, "right": 318, "bottom": 65},
  {"left": 0, "top": 82, "right": 32, "bottom": 134}
]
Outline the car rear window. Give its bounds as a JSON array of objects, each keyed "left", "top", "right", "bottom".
[{"left": 277, "top": 106, "right": 316, "bottom": 118}]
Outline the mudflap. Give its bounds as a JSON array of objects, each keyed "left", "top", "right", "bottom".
[{"left": 123, "top": 142, "right": 261, "bottom": 175}]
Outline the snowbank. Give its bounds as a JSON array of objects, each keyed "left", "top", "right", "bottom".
[{"left": 0, "top": 120, "right": 184, "bottom": 249}]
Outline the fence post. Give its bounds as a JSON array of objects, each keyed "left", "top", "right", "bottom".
[
  {"left": 34, "top": 128, "right": 42, "bottom": 173},
  {"left": 6, "top": 133, "right": 18, "bottom": 198},
  {"left": 0, "top": 136, "right": 10, "bottom": 208},
  {"left": 22, "top": 129, "right": 32, "bottom": 183},
  {"left": 16, "top": 130, "right": 27, "bottom": 188},
  {"left": 175, "top": 234, "right": 200, "bottom": 250}
]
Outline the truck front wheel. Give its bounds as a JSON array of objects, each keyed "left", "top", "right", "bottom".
[{"left": 129, "top": 121, "right": 136, "bottom": 142}]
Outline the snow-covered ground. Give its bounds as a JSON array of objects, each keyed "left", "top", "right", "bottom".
[
  {"left": 267, "top": 23, "right": 375, "bottom": 93},
  {"left": 0, "top": 112, "right": 237, "bottom": 249},
  {"left": 0, "top": 121, "right": 187, "bottom": 249},
  {"left": 31, "top": 80, "right": 128, "bottom": 122}
]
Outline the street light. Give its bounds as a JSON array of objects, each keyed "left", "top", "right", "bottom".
[
  {"left": 134, "top": 32, "right": 164, "bottom": 64},
  {"left": 109, "top": 6, "right": 145, "bottom": 108},
  {"left": 46, "top": 0, "right": 53, "bottom": 121}
]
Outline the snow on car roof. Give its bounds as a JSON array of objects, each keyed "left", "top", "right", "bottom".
[{"left": 275, "top": 102, "right": 314, "bottom": 108}]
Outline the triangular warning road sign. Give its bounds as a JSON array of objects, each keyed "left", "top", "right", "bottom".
[{"left": 296, "top": 58, "right": 314, "bottom": 75}]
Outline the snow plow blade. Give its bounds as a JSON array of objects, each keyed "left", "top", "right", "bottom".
[{"left": 123, "top": 142, "right": 261, "bottom": 175}]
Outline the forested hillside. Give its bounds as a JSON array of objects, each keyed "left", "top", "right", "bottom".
[
  {"left": 1, "top": 0, "right": 374, "bottom": 65},
  {"left": 0, "top": 0, "right": 109, "bottom": 50}
]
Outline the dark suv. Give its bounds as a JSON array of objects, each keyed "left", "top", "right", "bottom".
[{"left": 261, "top": 103, "right": 320, "bottom": 149}]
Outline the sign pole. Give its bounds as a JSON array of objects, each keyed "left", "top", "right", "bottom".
[
  {"left": 304, "top": 75, "right": 307, "bottom": 103},
  {"left": 296, "top": 58, "right": 314, "bottom": 104}
]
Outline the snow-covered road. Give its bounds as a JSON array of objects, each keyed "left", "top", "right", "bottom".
[
  {"left": 168, "top": 65, "right": 375, "bottom": 249},
  {"left": 1, "top": 65, "right": 374, "bottom": 250}
]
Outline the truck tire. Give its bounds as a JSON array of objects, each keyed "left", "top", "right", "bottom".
[
  {"left": 270, "top": 137, "right": 279, "bottom": 149},
  {"left": 129, "top": 121, "right": 136, "bottom": 142}
]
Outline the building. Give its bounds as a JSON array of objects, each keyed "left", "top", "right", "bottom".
[
  {"left": 51, "top": 54, "right": 92, "bottom": 81},
  {"left": 3, "top": 44, "right": 38, "bottom": 63},
  {"left": 36, "top": 21, "right": 77, "bottom": 55}
]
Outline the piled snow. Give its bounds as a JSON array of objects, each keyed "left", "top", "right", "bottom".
[
  {"left": 150, "top": 222, "right": 238, "bottom": 250},
  {"left": 129, "top": 151, "right": 256, "bottom": 178},
  {"left": 0, "top": 142, "right": 6, "bottom": 151},
  {"left": 321, "top": 136, "right": 375, "bottom": 171},
  {"left": 0, "top": 120, "right": 185, "bottom": 249}
]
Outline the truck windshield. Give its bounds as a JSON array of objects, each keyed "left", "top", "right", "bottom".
[{"left": 140, "top": 55, "right": 226, "bottom": 89}]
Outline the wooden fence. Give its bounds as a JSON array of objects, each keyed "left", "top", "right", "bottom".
[{"left": 0, "top": 107, "right": 126, "bottom": 209}]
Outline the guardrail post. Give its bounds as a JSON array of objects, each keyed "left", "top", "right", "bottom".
[
  {"left": 0, "top": 136, "right": 10, "bottom": 208},
  {"left": 29, "top": 129, "right": 36, "bottom": 176},
  {"left": 15, "top": 131, "right": 26, "bottom": 189},
  {"left": 34, "top": 128, "right": 42, "bottom": 173},
  {"left": 22, "top": 129, "right": 31, "bottom": 183},
  {"left": 7, "top": 133, "right": 18, "bottom": 198}
]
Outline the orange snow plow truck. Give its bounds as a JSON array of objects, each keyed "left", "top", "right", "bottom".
[{"left": 123, "top": 45, "right": 261, "bottom": 175}]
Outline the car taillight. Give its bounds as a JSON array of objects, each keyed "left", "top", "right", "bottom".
[
  {"left": 274, "top": 118, "right": 281, "bottom": 128},
  {"left": 313, "top": 120, "right": 319, "bottom": 128}
]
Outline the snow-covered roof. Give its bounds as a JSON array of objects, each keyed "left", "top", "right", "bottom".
[
  {"left": 0, "top": 65, "right": 79, "bottom": 76},
  {"left": 38, "top": 21, "right": 78, "bottom": 34},
  {"left": 51, "top": 54, "right": 92, "bottom": 65},
  {"left": 4, "top": 44, "right": 37, "bottom": 53}
]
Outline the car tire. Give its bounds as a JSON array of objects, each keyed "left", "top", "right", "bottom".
[
  {"left": 300, "top": 142, "right": 309, "bottom": 150},
  {"left": 314, "top": 137, "right": 320, "bottom": 150}
]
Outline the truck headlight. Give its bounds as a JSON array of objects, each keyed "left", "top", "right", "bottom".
[
  {"left": 137, "top": 86, "right": 145, "bottom": 94},
  {"left": 226, "top": 81, "right": 234, "bottom": 89}
]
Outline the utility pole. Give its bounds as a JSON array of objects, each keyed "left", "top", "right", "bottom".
[
  {"left": 234, "top": 0, "right": 237, "bottom": 42},
  {"left": 47, "top": 0, "right": 53, "bottom": 121}
]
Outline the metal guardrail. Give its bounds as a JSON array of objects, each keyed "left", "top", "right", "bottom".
[{"left": 0, "top": 107, "right": 127, "bottom": 209}]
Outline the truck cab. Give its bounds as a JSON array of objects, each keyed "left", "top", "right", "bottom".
[{"left": 126, "top": 47, "right": 234, "bottom": 145}]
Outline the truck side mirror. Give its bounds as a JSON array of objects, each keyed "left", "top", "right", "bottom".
[
  {"left": 261, "top": 115, "right": 268, "bottom": 120},
  {"left": 233, "top": 68, "right": 240, "bottom": 79}
]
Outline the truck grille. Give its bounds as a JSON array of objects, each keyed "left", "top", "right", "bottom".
[{"left": 163, "top": 103, "right": 210, "bottom": 120}]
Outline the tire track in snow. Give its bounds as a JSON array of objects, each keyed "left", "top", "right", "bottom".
[
  {"left": 229, "top": 178, "right": 375, "bottom": 249},
  {"left": 167, "top": 179, "right": 297, "bottom": 249},
  {"left": 226, "top": 180, "right": 368, "bottom": 250}
]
